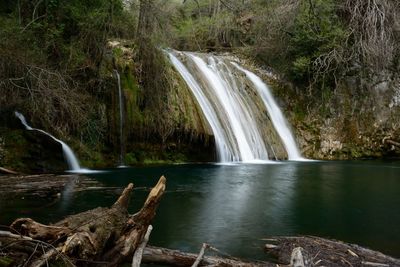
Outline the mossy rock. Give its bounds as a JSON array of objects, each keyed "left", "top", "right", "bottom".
[{"left": 1, "top": 129, "right": 67, "bottom": 173}]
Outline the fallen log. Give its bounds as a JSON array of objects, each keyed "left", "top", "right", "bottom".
[
  {"left": 191, "top": 243, "right": 208, "bottom": 267},
  {"left": 264, "top": 236, "right": 400, "bottom": 267},
  {"left": 141, "top": 245, "right": 272, "bottom": 267},
  {"left": 0, "top": 166, "right": 18, "bottom": 174},
  {"left": 2, "top": 176, "right": 167, "bottom": 266},
  {"left": 0, "top": 234, "right": 271, "bottom": 267}
]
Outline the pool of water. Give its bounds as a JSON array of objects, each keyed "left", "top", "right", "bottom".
[{"left": 1, "top": 160, "right": 400, "bottom": 260}]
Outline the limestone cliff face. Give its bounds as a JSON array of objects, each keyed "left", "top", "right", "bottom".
[
  {"left": 262, "top": 69, "right": 400, "bottom": 160},
  {"left": 109, "top": 43, "right": 400, "bottom": 161},
  {"left": 313, "top": 76, "right": 400, "bottom": 159}
]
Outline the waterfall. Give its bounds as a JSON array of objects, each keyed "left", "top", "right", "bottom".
[
  {"left": 231, "top": 63, "right": 303, "bottom": 160},
  {"left": 167, "top": 50, "right": 303, "bottom": 162},
  {"left": 167, "top": 53, "right": 235, "bottom": 162},
  {"left": 113, "top": 69, "right": 125, "bottom": 167},
  {"left": 15, "top": 111, "right": 81, "bottom": 171},
  {"left": 189, "top": 54, "right": 270, "bottom": 162}
]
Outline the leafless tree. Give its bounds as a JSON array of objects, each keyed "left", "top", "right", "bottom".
[
  {"left": 343, "top": 0, "right": 399, "bottom": 70},
  {"left": 0, "top": 61, "right": 104, "bottom": 139},
  {"left": 314, "top": 0, "right": 400, "bottom": 81}
]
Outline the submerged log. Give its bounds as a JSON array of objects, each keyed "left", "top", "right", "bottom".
[{"left": 0, "top": 174, "right": 103, "bottom": 199}]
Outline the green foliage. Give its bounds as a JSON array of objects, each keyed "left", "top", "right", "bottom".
[
  {"left": 113, "top": 47, "right": 124, "bottom": 58},
  {"left": 0, "top": 0, "right": 132, "bottom": 73},
  {"left": 1, "top": 130, "right": 27, "bottom": 170},
  {"left": 292, "top": 56, "right": 312, "bottom": 80},
  {"left": 288, "top": 0, "right": 347, "bottom": 85},
  {"left": 125, "top": 152, "right": 138, "bottom": 165},
  {"left": 174, "top": 17, "right": 213, "bottom": 49},
  {"left": 168, "top": 0, "right": 351, "bottom": 94},
  {"left": 168, "top": 0, "right": 348, "bottom": 93},
  {"left": 0, "top": 0, "right": 138, "bottom": 167},
  {"left": 169, "top": 1, "right": 243, "bottom": 50},
  {"left": 0, "top": 256, "right": 14, "bottom": 266}
]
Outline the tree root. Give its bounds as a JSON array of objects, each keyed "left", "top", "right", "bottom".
[{"left": 2, "top": 176, "right": 166, "bottom": 266}]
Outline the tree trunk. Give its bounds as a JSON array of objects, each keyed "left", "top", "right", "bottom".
[{"left": 137, "top": 0, "right": 154, "bottom": 38}]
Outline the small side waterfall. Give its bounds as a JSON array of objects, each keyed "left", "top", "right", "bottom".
[
  {"left": 15, "top": 111, "right": 81, "bottom": 171},
  {"left": 113, "top": 69, "right": 125, "bottom": 167},
  {"left": 167, "top": 50, "right": 303, "bottom": 162}
]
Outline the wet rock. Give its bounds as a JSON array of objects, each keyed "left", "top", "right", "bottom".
[{"left": 22, "top": 130, "right": 67, "bottom": 173}]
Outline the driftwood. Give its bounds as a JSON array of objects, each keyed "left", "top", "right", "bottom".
[
  {"left": 0, "top": 234, "right": 270, "bottom": 267},
  {"left": 141, "top": 245, "right": 272, "bottom": 267},
  {"left": 1, "top": 176, "right": 167, "bottom": 266},
  {"left": 0, "top": 166, "right": 18, "bottom": 174},
  {"left": 131, "top": 225, "right": 152, "bottom": 267},
  {"left": 385, "top": 139, "right": 400, "bottom": 148},
  {"left": 191, "top": 243, "right": 208, "bottom": 267},
  {"left": 264, "top": 236, "right": 400, "bottom": 267}
]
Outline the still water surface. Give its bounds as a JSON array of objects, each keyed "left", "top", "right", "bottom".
[{"left": 2, "top": 161, "right": 400, "bottom": 260}]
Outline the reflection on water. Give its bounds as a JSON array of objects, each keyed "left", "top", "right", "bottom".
[
  {"left": 58, "top": 176, "right": 77, "bottom": 212},
  {"left": 185, "top": 164, "right": 298, "bottom": 257},
  {"left": 1, "top": 161, "right": 400, "bottom": 260}
]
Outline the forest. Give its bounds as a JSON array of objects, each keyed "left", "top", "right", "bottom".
[
  {"left": 1, "top": 0, "right": 399, "bottom": 169},
  {"left": 1, "top": 0, "right": 400, "bottom": 266}
]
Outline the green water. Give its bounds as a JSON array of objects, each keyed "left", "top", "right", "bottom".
[{"left": 1, "top": 161, "right": 400, "bottom": 260}]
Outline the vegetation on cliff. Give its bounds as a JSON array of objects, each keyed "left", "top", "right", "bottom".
[
  {"left": 1, "top": 0, "right": 400, "bottom": 170},
  {"left": 0, "top": 0, "right": 214, "bottom": 170}
]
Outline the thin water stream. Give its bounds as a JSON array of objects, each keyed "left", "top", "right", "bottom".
[
  {"left": 14, "top": 111, "right": 82, "bottom": 171},
  {"left": 114, "top": 69, "right": 125, "bottom": 167},
  {"left": 1, "top": 161, "right": 399, "bottom": 260}
]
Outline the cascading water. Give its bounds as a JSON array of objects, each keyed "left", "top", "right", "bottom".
[
  {"left": 113, "top": 69, "right": 125, "bottom": 167},
  {"left": 231, "top": 63, "right": 303, "bottom": 160},
  {"left": 15, "top": 111, "right": 82, "bottom": 171},
  {"left": 167, "top": 53, "right": 234, "bottom": 162},
  {"left": 167, "top": 50, "right": 303, "bottom": 162}
]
